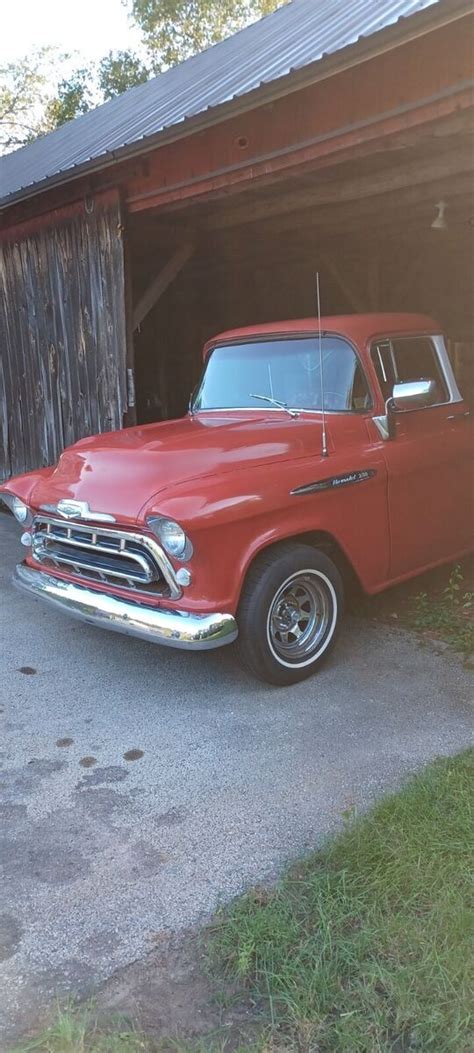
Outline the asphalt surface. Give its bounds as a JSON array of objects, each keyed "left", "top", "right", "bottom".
[{"left": 0, "top": 510, "right": 472, "bottom": 1043}]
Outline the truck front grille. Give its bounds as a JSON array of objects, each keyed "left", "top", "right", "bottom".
[{"left": 31, "top": 517, "right": 171, "bottom": 595}]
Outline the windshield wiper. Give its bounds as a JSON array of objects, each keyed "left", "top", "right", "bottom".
[{"left": 249, "top": 394, "right": 299, "bottom": 418}]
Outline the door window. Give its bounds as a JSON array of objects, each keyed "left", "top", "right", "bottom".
[{"left": 371, "top": 337, "right": 449, "bottom": 404}]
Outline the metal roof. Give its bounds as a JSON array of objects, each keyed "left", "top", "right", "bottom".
[{"left": 0, "top": 0, "right": 453, "bottom": 208}]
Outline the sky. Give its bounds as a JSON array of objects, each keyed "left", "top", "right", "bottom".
[{"left": 0, "top": 0, "right": 143, "bottom": 65}]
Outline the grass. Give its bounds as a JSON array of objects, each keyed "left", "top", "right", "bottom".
[
  {"left": 9, "top": 1006, "right": 153, "bottom": 1053},
  {"left": 354, "top": 561, "right": 474, "bottom": 656},
  {"left": 410, "top": 564, "right": 473, "bottom": 654},
  {"left": 8, "top": 1006, "right": 156, "bottom": 1053},
  {"left": 210, "top": 750, "right": 474, "bottom": 1052},
  {"left": 11, "top": 753, "right": 474, "bottom": 1053},
  {"left": 9, "top": 1008, "right": 239, "bottom": 1053}
]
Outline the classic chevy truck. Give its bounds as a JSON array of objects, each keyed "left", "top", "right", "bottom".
[{"left": 2, "top": 313, "right": 472, "bottom": 685}]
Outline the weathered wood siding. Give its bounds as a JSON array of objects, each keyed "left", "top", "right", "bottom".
[{"left": 0, "top": 193, "right": 127, "bottom": 480}]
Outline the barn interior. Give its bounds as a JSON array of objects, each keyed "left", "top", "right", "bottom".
[{"left": 127, "top": 109, "right": 474, "bottom": 424}]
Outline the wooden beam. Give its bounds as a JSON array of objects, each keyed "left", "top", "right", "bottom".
[
  {"left": 132, "top": 242, "right": 194, "bottom": 330},
  {"left": 201, "top": 171, "right": 473, "bottom": 248},
  {"left": 322, "top": 253, "right": 366, "bottom": 312},
  {"left": 203, "top": 143, "right": 474, "bottom": 232}
]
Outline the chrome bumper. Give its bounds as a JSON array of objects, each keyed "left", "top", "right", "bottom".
[{"left": 13, "top": 563, "right": 238, "bottom": 651}]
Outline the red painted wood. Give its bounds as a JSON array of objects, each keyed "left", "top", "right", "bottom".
[
  {"left": 0, "top": 189, "right": 120, "bottom": 243},
  {"left": 125, "top": 18, "right": 474, "bottom": 214},
  {"left": 1, "top": 16, "right": 472, "bottom": 233}
]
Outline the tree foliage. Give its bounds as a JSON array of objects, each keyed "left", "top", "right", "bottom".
[
  {"left": 0, "top": 49, "right": 56, "bottom": 150},
  {"left": 45, "top": 67, "right": 93, "bottom": 128},
  {"left": 98, "top": 50, "right": 149, "bottom": 101},
  {"left": 128, "top": 0, "right": 283, "bottom": 70},
  {"left": 0, "top": 0, "right": 285, "bottom": 150}
]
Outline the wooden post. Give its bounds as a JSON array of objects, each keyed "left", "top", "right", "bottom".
[
  {"left": 367, "top": 253, "right": 380, "bottom": 311},
  {"left": 122, "top": 208, "right": 137, "bottom": 427}
]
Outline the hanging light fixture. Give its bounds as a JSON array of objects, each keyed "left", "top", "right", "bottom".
[{"left": 431, "top": 200, "right": 447, "bottom": 230}]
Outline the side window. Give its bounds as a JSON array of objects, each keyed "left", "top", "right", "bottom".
[
  {"left": 350, "top": 360, "right": 372, "bottom": 411},
  {"left": 371, "top": 341, "right": 396, "bottom": 401},
  {"left": 371, "top": 337, "right": 449, "bottom": 405}
]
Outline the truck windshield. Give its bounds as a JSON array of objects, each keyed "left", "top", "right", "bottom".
[{"left": 192, "top": 337, "right": 370, "bottom": 413}]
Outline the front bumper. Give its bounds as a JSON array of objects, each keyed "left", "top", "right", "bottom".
[{"left": 13, "top": 563, "right": 238, "bottom": 651}]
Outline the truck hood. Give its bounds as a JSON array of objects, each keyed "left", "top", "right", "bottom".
[{"left": 27, "top": 413, "right": 320, "bottom": 521}]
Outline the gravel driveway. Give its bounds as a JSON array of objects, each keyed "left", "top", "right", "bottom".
[{"left": 1, "top": 511, "right": 472, "bottom": 1042}]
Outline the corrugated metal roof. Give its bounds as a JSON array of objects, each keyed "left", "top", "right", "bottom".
[{"left": 0, "top": 0, "right": 448, "bottom": 208}]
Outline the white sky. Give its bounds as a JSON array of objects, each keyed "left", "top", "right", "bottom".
[{"left": 0, "top": 0, "right": 143, "bottom": 64}]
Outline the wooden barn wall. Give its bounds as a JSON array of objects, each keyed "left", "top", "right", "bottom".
[{"left": 0, "top": 193, "right": 127, "bottom": 480}]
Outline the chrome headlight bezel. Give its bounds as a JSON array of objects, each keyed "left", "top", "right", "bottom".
[
  {"left": 146, "top": 516, "right": 193, "bottom": 561},
  {"left": 1, "top": 494, "right": 33, "bottom": 526}
]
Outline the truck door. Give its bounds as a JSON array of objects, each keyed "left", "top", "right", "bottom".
[{"left": 371, "top": 335, "right": 472, "bottom": 579}]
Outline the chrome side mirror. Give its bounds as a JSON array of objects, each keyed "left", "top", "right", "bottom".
[
  {"left": 374, "top": 379, "right": 438, "bottom": 441},
  {"left": 391, "top": 379, "right": 438, "bottom": 411}
]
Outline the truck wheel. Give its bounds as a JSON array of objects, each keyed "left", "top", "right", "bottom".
[{"left": 238, "top": 543, "right": 343, "bottom": 686}]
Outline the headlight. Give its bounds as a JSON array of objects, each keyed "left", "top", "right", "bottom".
[
  {"left": 1, "top": 494, "right": 32, "bottom": 525},
  {"left": 147, "top": 516, "right": 193, "bottom": 560},
  {"left": 12, "top": 497, "right": 30, "bottom": 523}
]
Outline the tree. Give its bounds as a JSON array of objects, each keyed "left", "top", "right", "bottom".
[
  {"left": 0, "top": 49, "right": 57, "bottom": 150},
  {"left": 45, "top": 67, "right": 93, "bottom": 128},
  {"left": 0, "top": 1, "right": 285, "bottom": 153},
  {"left": 99, "top": 50, "right": 149, "bottom": 100},
  {"left": 128, "top": 0, "right": 284, "bottom": 71}
]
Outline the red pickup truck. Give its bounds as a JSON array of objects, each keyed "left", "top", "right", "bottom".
[{"left": 2, "top": 313, "right": 472, "bottom": 685}]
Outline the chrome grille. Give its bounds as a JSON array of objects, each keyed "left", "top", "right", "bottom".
[{"left": 31, "top": 517, "right": 171, "bottom": 594}]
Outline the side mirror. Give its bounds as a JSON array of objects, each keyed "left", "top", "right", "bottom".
[
  {"left": 374, "top": 378, "right": 438, "bottom": 441},
  {"left": 391, "top": 379, "right": 438, "bottom": 411}
]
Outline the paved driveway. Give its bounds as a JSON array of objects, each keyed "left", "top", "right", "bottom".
[{"left": 0, "top": 511, "right": 472, "bottom": 1042}]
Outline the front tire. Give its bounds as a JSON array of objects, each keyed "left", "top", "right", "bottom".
[{"left": 237, "top": 543, "right": 343, "bottom": 686}]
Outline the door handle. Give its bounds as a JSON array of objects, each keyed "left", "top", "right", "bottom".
[{"left": 446, "top": 410, "right": 470, "bottom": 421}]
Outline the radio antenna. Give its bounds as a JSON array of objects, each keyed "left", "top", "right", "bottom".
[{"left": 316, "top": 271, "right": 328, "bottom": 457}]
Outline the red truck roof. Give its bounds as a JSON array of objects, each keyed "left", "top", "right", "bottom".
[{"left": 203, "top": 313, "right": 442, "bottom": 359}]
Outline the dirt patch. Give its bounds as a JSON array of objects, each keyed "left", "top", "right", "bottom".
[
  {"left": 123, "top": 748, "right": 144, "bottom": 761},
  {"left": 95, "top": 929, "right": 261, "bottom": 1049}
]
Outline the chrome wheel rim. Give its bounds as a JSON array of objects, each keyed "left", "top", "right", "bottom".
[{"left": 267, "top": 570, "right": 332, "bottom": 665}]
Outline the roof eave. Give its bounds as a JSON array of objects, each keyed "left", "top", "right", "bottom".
[{"left": 1, "top": 0, "right": 471, "bottom": 213}]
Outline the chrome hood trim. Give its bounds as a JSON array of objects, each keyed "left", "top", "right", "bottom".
[{"left": 40, "top": 499, "right": 116, "bottom": 522}]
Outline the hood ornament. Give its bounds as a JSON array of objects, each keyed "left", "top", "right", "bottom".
[{"left": 52, "top": 499, "right": 116, "bottom": 523}]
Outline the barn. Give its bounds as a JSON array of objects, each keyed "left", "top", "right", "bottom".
[{"left": 1, "top": 0, "right": 473, "bottom": 480}]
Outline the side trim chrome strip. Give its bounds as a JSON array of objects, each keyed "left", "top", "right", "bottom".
[
  {"left": 14, "top": 564, "right": 238, "bottom": 652},
  {"left": 291, "top": 469, "right": 377, "bottom": 496}
]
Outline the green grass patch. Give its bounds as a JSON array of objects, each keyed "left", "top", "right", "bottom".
[
  {"left": 410, "top": 565, "right": 473, "bottom": 654},
  {"left": 210, "top": 751, "right": 474, "bottom": 1052},
  {"left": 10, "top": 1007, "right": 239, "bottom": 1053},
  {"left": 10, "top": 1005, "right": 152, "bottom": 1052}
]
